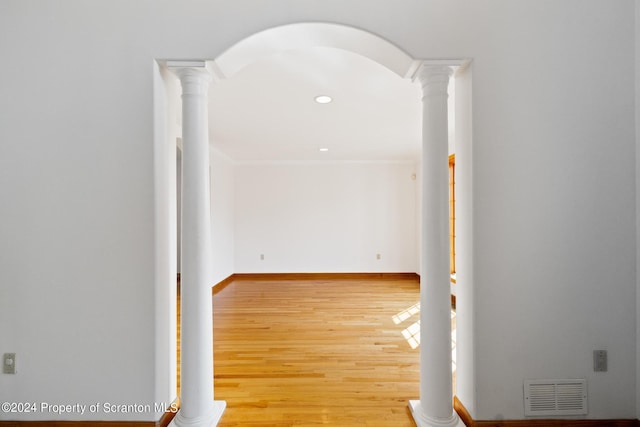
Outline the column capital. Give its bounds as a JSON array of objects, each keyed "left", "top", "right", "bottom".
[
  {"left": 167, "top": 61, "right": 212, "bottom": 95},
  {"left": 167, "top": 60, "right": 207, "bottom": 71},
  {"left": 413, "top": 61, "right": 454, "bottom": 81},
  {"left": 415, "top": 63, "right": 453, "bottom": 98}
]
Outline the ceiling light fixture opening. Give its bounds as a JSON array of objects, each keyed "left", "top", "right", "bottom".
[
  {"left": 315, "top": 95, "right": 332, "bottom": 104},
  {"left": 319, "top": 148, "right": 329, "bottom": 152}
]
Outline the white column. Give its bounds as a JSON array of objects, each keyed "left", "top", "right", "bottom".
[
  {"left": 168, "top": 61, "right": 226, "bottom": 427},
  {"left": 409, "top": 64, "right": 459, "bottom": 427}
]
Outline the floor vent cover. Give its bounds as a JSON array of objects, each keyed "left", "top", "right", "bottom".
[{"left": 524, "top": 379, "right": 587, "bottom": 416}]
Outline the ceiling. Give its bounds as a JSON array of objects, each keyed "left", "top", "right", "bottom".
[{"left": 207, "top": 46, "right": 424, "bottom": 163}]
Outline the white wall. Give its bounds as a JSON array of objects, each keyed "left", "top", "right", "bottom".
[
  {"left": 176, "top": 148, "right": 182, "bottom": 274},
  {"left": 636, "top": 0, "right": 640, "bottom": 419},
  {"left": 0, "top": 4, "right": 158, "bottom": 420},
  {"left": 0, "top": 0, "right": 636, "bottom": 422},
  {"left": 470, "top": 2, "right": 636, "bottom": 419},
  {"left": 234, "top": 162, "right": 417, "bottom": 273},
  {"left": 210, "top": 149, "right": 235, "bottom": 284},
  {"left": 453, "top": 63, "right": 475, "bottom": 415},
  {"left": 153, "top": 62, "right": 178, "bottom": 417}
]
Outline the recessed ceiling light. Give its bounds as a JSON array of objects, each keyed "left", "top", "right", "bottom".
[
  {"left": 315, "top": 95, "right": 332, "bottom": 104},
  {"left": 319, "top": 148, "right": 329, "bottom": 152}
]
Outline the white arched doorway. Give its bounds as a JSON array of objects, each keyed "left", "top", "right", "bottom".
[
  {"left": 154, "top": 22, "right": 472, "bottom": 427},
  {"left": 210, "top": 22, "right": 420, "bottom": 80}
]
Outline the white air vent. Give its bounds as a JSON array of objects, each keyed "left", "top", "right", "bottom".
[{"left": 524, "top": 379, "right": 587, "bottom": 416}]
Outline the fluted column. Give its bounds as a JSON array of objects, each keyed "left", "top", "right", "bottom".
[
  {"left": 168, "top": 60, "right": 226, "bottom": 427},
  {"left": 409, "top": 64, "right": 459, "bottom": 427}
]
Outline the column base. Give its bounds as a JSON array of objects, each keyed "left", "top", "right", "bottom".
[
  {"left": 169, "top": 400, "right": 226, "bottom": 427},
  {"left": 409, "top": 400, "right": 460, "bottom": 427}
]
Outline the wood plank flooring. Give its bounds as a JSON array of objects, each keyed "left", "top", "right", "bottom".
[{"left": 180, "top": 277, "right": 430, "bottom": 426}]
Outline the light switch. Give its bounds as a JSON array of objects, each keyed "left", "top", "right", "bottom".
[
  {"left": 593, "top": 350, "right": 607, "bottom": 372},
  {"left": 3, "top": 353, "right": 16, "bottom": 374}
]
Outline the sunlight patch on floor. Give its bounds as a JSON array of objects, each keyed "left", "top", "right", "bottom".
[
  {"left": 392, "top": 302, "right": 420, "bottom": 324},
  {"left": 393, "top": 304, "right": 457, "bottom": 374},
  {"left": 401, "top": 320, "right": 421, "bottom": 349}
]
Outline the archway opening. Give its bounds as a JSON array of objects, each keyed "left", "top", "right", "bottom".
[{"left": 154, "top": 21, "right": 473, "bottom": 424}]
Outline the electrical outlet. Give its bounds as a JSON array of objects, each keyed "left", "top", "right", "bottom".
[
  {"left": 376, "top": 253, "right": 381, "bottom": 260},
  {"left": 260, "top": 254, "right": 264, "bottom": 261},
  {"left": 594, "top": 350, "right": 607, "bottom": 372},
  {"left": 3, "top": 353, "right": 16, "bottom": 374}
]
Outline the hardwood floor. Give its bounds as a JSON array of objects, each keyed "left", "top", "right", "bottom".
[{"left": 180, "top": 276, "right": 429, "bottom": 426}]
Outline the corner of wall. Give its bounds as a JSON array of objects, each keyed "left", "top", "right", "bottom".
[
  {"left": 453, "top": 61, "right": 476, "bottom": 417},
  {"left": 153, "top": 59, "right": 178, "bottom": 412}
]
